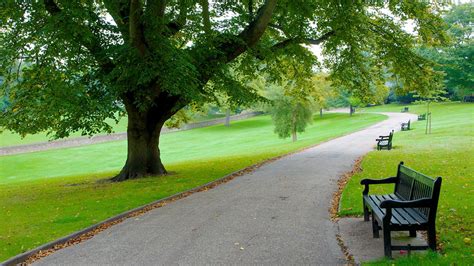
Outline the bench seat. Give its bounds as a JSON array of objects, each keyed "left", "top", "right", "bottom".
[{"left": 364, "top": 194, "right": 428, "bottom": 227}]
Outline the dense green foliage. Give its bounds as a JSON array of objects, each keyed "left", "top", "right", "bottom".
[
  {"left": 270, "top": 95, "right": 312, "bottom": 141},
  {"left": 0, "top": 112, "right": 385, "bottom": 260},
  {"left": 386, "top": 3, "right": 474, "bottom": 103},
  {"left": 339, "top": 102, "right": 473, "bottom": 264},
  {"left": 0, "top": 1, "right": 449, "bottom": 179},
  {"left": 419, "top": 3, "right": 473, "bottom": 100}
]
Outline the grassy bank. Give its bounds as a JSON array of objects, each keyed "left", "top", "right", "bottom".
[
  {"left": 0, "top": 112, "right": 384, "bottom": 261},
  {"left": 339, "top": 102, "right": 473, "bottom": 264}
]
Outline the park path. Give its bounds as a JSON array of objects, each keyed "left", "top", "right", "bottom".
[{"left": 35, "top": 112, "right": 417, "bottom": 265}]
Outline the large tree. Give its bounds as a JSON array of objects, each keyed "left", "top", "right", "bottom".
[{"left": 1, "top": 0, "right": 448, "bottom": 181}]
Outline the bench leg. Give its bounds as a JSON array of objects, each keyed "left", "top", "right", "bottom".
[
  {"left": 363, "top": 200, "right": 370, "bottom": 221},
  {"left": 409, "top": 229, "right": 416, "bottom": 237},
  {"left": 428, "top": 225, "right": 437, "bottom": 250},
  {"left": 372, "top": 213, "right": 379, "bottom": 238},
  {"left": 383, "top": 226, "right": 392, "bottom": 258}
]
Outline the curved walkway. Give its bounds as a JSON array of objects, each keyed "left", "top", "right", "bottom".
[{"left": 35, "top": 112, "right": 417, "bottom": 265}]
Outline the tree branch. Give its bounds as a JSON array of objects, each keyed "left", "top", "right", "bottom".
[
  {"left": 306, "top": 31, "right": 335, "bottom": 45},
  {"left": 248, "top": 0, "right": 254, "bottom": 22},
  {"left": 200, "top": 0, "right": 211, "bottom": 36},
  {"left": 221, "top": 0, "right": 277, "bottom": 62},
  {"left": 129, "top": 0, "right": 147, "bottom": 56},
  {"left": 164, "top": 1, "right": 189, "bottom": 37},
  {"left": 254, "top": 30, "right": 335, "bottom": 59},
  {"left": 146, "top": 0, "right": 166, "bottom": 18},
  {"left": 43, "top": 0, "right": 115, "bottom": 72},
  {"left": 144, "top": 0, "right": 166, "bottom": 36},
  {"left": 103, "top": 0, "right": 130, "bottom": 39}
]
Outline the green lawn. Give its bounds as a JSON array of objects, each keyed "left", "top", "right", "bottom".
[
  {"left": 0, "top": 113, "right": 385, "bottom": 261},
  {"left": 340, "top": 102, "right": 474, "bottom": 264}
]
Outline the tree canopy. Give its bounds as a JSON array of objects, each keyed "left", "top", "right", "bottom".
[
  {"left": 0, "top": 0, "right": 449, "bottom": 180},
  {"left": 418, "top": 3, "right": 473, "bottom": 100}
]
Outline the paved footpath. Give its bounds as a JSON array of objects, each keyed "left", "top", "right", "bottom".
[{"left": 35, "top": 112, "right": 416, "bottom": 265}]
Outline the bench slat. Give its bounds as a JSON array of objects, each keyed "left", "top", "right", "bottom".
[{"left": 365, "top": 194, "right": 427, "bottom": 225}]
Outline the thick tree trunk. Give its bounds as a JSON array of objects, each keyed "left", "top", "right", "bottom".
[{"left": 112, "top": 101, "right": 169, "bottom": 181}]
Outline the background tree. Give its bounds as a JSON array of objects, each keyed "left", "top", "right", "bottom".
[
  {"left": 270, "top": 91, "right": 312, "bottom": 142},
  {"left": 418, "top": 3, "right": 473, "bottom": 100},
  {"left": 309, "top": 73, "right": 335, "bottom": 117},
  {"left": 1, "top": 1, "right": 449, "bottom": 181}
]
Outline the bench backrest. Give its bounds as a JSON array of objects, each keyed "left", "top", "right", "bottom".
[{"left": 394, "top": 162, "right": 442, "bottom": 220}]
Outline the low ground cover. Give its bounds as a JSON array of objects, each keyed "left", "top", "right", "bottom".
[
  {"left": 339, "top": 102, "right": 473, "bottom": 264},
  {"left": 0, "top": 113, "right": 384, "bottom": 261}
]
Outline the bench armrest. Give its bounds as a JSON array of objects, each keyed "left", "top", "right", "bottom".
[
  {"left": 361, "top": 177, "right": 398, "bottom": 195},
  {"left": 380, "top": 198, "right": 432, "bottom": 208}
]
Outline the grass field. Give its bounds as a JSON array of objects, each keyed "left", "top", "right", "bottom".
[
  {"left": 339, "top": 102, "right": 474, "bottom": 264},
  {"left": 0, "top": 112, "right": 385, "bottom": 261}
]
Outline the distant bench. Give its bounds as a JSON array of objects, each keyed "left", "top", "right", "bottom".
[
  {"left": 401, "top": 120, "right": 410, "bottom": 131},
  {"left": 418, "top": 113, "right": 426, "bottom": 121},
  {"left": 360, "top": 162, "right": 442, "bottom": 258},
  {"left": 376, "top": 130, "right": 393, "bottom": 150},
  {"left": 401, "top": 107, "right": 409, "bottom": 113}
]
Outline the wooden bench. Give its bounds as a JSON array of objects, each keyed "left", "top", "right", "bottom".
[
  {"left": 401, "top": 107, "right": 409, "bottom": 112},
  {"left": 418, "top": 113, "right": 426, "bottom": 121},
  {"left": 360, "top": 162, "right": 442, "bottom": 258},
  {"left": 401, "top": 120, "right": 410, "bottom": 131},
  {"left": 376, "top": 130, "right": 393, "bottom": 150}
]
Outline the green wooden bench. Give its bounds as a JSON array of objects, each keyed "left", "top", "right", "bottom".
[
  {"left": 418, "top": 113, "right": 426, "bottom": 121},
  {"left": 360, "top": 162, "right": 442, "bottom": 258},
  {"left": 401, "top": 120, "right": 410, "bottom": 131},
  {"left": 376, "top": 130, "right": 393, "bottom": 150},
  {"left": 401, "top": 107, "right": 409, "bottom": 112}
]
